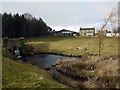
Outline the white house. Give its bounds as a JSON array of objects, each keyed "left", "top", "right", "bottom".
[
  {"left": 106, "top": 33, "right": 119, "bottom": 37},
  {"left": 79, "top": 27, "right": 95, "bottom": 36}
]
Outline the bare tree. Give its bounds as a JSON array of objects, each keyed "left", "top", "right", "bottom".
[
  {"left": 113, "top": 26, "right": 118, "bottom": 36},
  {"left": 98, "top": 6, "right": 118, "bottom": 56}
]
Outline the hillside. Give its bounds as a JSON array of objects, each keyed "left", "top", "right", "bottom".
[{"left": 2, "top": 56, "right": 68, "bottom": 88}]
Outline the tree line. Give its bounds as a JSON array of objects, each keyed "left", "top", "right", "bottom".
[{"left": 2, "top": 12, "right": 52, "bottom": 38}]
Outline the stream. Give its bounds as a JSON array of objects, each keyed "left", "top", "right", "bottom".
[
  {"left": 25, "top": 54, "right": 80, "bottom": 69},
  {"left": 25, "top": 54, "right": 81, "bottom": 86}
]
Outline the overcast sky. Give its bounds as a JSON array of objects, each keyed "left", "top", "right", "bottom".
[{"left": 1, "top": 1, "right": 118, "bottom": 32}]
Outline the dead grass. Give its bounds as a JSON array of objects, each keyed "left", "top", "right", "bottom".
[{"left": 54, "top": 55, "right": 119, "bottom": 88}]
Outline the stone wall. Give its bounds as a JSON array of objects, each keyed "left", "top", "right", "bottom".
[{"left": 2, "top": 38, "right": 21, "bottom": 53}]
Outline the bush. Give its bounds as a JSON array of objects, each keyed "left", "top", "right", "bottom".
[
  {"left": 23, "top": 44, "right": 34, "bottom": 55},
  {"left": 19, "top": 37, "right": 26, "bottom": 46},
  {"left": 19, "top": 37, "right": 34, "bottom": 55}
]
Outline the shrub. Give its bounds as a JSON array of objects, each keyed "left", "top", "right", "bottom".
[
  {"left": 19, "top": 37, "right": 26, "bottom": 46},
  {"left": 22, "top": 44, "right": 34, "bottom": 55},
  {"left": 19, "top": 37, "right": 34, "bottom": 55}
]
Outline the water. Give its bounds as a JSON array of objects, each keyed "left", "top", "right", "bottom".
[
  {"left": 25, "top": 54, "right": 80, "bottom": 69},
  {"left": 25, "top": 54, "right": 81, "bottom": 86}
]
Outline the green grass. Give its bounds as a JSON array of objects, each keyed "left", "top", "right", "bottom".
[
  {"left": 2, "top": 56, "right": 69, "bottom": 88},
  {"left": 0, "top": 48, "right": 2, "bottom": 89},
  {"left": 28, "top": 36, "right": 118, "bottom": 57},
  {"left": 2, "top": 36, "right": 119, "bottom": 88}
]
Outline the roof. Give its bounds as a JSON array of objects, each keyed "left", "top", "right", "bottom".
[
  {"left": 54, "top": 29, "right": 78, "bottom": 33},
  {"left": 80, "top": 27, "right": 95, "bottom": 30}
]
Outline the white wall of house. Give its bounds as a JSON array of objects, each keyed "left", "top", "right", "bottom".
[
  {"left": 62, "top": 31, "right": 72, "bottom": 34},
  {"left": 106, "top": 33, "right": 112, "bottom": 37},
  {"left": 106, "top": 33, "right": 119, "bottom": 37},
  {"left": 113, "top": 33, "right": 119, "bottom": 37},
  {"left": 86, "top": 32, "right": 94, "bottom": 36},
  {"left": 80, "top": 29, "right": 95, "bottom": 36},
  {"left": 73, "top": 33, "right": 77, "bottom": 36}
]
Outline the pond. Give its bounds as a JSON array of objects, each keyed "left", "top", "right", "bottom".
[{"left": 25, "top": 54, "right": 80, "bottom": 69}]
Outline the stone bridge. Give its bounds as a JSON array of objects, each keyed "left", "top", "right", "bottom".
[{"left": 2, "top": 38, "right": 21, "bottom": 53}]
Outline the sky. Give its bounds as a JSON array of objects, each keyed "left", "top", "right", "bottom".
[{"left": 1, "top": 0, "right": 119, "bottom": 32}]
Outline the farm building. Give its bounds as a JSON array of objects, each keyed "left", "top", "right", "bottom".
[
  {"left": 53, "top": 29, "right": 79, "bottom": 37},
  {"left": 106, "top": 33, "right": 119, "bottom": 37},
  {"left": 79, "top": 27, "right": 95, "bottom": 36}
]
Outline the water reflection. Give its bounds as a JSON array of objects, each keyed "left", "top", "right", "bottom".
[{"left": 26, "top": 54, "right": 80, "bottom": 68}]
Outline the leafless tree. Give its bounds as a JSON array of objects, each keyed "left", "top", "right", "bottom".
[{"left": 98, "top": 6, "right": 118, "bottom": 56}]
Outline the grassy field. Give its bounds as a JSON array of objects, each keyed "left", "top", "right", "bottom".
[
  {"left": 28, "top": 36, "right": 118, "bottom": 57},
  {"left": 2, "top": 36, "right": 119, "bottom": 88},
  {"left": 28, "top": 36, "right": 119, "bottom": 88},
  {"left": 2, "top": 56, "right": 69, "bottom": 88}
]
